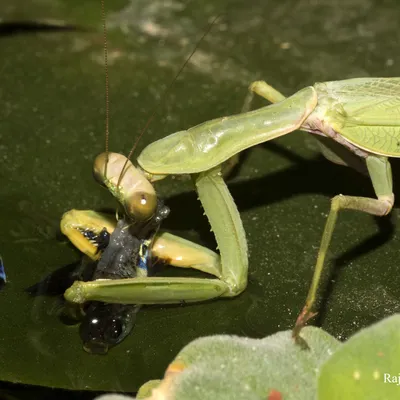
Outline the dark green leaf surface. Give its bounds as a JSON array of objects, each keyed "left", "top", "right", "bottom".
[{"left": 1, "top": 0, "right": 400, "bottom": 392}]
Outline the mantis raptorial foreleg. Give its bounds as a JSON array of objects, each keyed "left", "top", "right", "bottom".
[
  {"left": 65, "top": 165, "right": 248, "bottom": 305},
  {"left": 61, "top": 210, "right": 222, "bottom": 278},
  {"left": 61, "top": 189, "right": 226, "bottom": 353}
]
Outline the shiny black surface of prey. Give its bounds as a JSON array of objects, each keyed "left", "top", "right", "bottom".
[
  {"left": 80, "top": 200, "right": 170, "bottom": 354},
  {"left": 81, "top": 227, "right": 110, "bottom": 253}
]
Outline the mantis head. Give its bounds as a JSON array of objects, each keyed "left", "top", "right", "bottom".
[{"left": 93, "top": 152, "right": 157, "bottom": 222}]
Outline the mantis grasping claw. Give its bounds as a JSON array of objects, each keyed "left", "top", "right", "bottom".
[
  {"left": 64, "top": 76, "right": 399, "bottom": 345},
  {"left": 63, "top": 153, "right": 248, "bottom": 307},
  {"left": 61, "top": 152, "right": 248, "bottom": 352}
]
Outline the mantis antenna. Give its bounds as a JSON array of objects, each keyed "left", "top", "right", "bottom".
[
  {"left": 115, "top": 11, "right": 221, "bottom": 189},
  {"left": 101, "top": 0, "right": 109, "bottom": 179}
]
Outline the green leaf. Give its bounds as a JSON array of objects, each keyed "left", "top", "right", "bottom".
[
  {"left": 136, "top": 327, "right": 340, "bottom": 400},
  {"left": 136, "top": 380, "right": 162, "bottom": 399},
  {"left": 318, "top": 314, "right": 400, "bottom": 400}
]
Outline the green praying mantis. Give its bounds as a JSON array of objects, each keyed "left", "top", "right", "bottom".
[{"left": 61, "top": 74, "right": 400, "bottom": 344}]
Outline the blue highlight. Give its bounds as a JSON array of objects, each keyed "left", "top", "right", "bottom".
[
  {"left": 138, "top": 244, "right": 150, "bottom": 272},
  {"left": 138, "top": 252, "right": 149, "bottom": 270},
  {"left": 0, "top": 256, "right": 5, "bottom": 283}
]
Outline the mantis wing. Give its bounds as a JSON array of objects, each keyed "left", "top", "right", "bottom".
[{"left": 316, "top": 78, "right": 400, "bottom": 157}]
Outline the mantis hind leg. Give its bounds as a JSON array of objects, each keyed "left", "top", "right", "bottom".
[{"left": 293, "top": 155, "right": 394, "bottom": 343}]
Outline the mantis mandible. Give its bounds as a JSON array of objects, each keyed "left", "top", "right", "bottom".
[{"left": 63, "top": 75, "right": 399, "bottom": 343}]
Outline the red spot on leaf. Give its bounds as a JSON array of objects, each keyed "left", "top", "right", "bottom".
[{"left": 268, "top": 389, "right": 283, "bottom": 400}]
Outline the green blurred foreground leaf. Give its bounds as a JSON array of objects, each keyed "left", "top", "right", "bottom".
[
  {"left": 164, "top": 327, "right": 338, "bottom": 400},
  {"left": 120, "top": 327, "right": 339, "bottom": 400},
  {"left": 97, "top": 315, "right": 400, "bottom": 400},
  {"left": 318, "top": 314, "right": 400, "bottom": 400}
]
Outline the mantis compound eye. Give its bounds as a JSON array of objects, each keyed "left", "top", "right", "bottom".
[
  {"left": 92, "top": 152, "right": 158, "bottom": 221},
  {"left": 125, "top": 191, "right": 157, "bottom": 222}
]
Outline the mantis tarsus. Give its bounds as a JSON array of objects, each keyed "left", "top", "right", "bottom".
[{"left": 59, "top": 2, "right": 400, "bottom": 351}]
